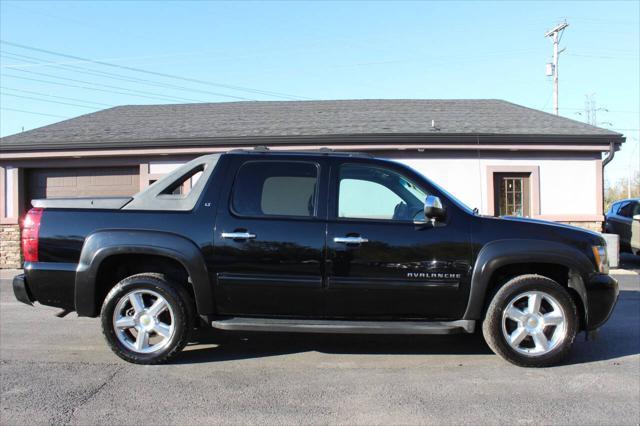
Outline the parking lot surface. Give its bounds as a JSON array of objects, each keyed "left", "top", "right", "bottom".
[{"left": 1, "top": 259, "right": 639, "bottom": 425}]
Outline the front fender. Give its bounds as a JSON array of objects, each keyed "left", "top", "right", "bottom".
[
  {"left": 75, "top": 229, "right": 212, "bottom": 317},
  {"left": 462, "top": 239, "right": 595, "bottom": 321}
]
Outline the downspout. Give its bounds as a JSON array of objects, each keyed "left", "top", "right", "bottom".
[
  {"left": 602, "top": 141, "right": 616, "bottom": 167},
  {"left": 601, "top": 141, "right": 616, "bottom": 231}
]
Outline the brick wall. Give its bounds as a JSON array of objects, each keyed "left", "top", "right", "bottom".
[{"left": 1, "top": 224, "right": 21, "bottom": 269}]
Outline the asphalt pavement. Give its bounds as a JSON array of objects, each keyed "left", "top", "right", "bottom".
[{"left": 1, "top": 259, "right": 639, "bottom": 425}]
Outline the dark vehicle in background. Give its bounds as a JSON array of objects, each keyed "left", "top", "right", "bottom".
[
  {"left": 605, "top": 198, "right": 640, "bottom": 255},
  {"left": 12, "top": 150, "right": 618, "bottom": 367}
]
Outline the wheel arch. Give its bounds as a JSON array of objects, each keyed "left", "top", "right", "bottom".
[
  {"left": 75, "top": 229, "right": 212, "bottom": 317},
  {"left": 463, "top": 239, "right": 593, "bottom": 328}
]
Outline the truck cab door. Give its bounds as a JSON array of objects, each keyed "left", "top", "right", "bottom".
[
  {"left": 211, "top": 155, "right": 328, "bottom": 317},
  {"left": 325, "top": 159, "right": 473, "bottom": 320},
  {"left": 616, "top": 201, "right": 636, "bottom": 250}
]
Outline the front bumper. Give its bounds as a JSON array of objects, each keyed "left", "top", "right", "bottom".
[
  {"left": 12, "top": 274, "right": 34, "bottom": 306},
  {"left": 585, "top": 273, "right": 619, "bottom": 330}
]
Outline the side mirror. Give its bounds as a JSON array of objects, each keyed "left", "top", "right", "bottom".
[{"left": 424, "top": 195, "right": 446, "bottom": 221}]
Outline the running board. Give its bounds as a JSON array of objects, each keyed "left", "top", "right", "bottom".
[{"left": 210, "top": 318, "right": 475, "bottom": 335}]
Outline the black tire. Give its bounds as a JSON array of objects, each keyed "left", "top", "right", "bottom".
[
  {"left": 100, "top": 273, "right": 194, "bottom": 364},
  {"left": 482, "top": 274, "right": 578, "bottom": 368}
]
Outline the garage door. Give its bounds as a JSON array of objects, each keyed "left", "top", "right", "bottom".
[{"left": 27, "top": 167, "right": 140, "bottom": 201}]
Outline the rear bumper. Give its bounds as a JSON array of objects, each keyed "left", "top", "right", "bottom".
[
  {"left": 23, "top": 262, "right": 77, "bottom": 311},
  {"left": 12, "top": 274, "right": 34, "bottom": 306},
  {"left": 585, "top": 273, "right": 619, "bottom": 330}
]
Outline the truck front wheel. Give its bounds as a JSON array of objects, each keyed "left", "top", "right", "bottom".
[
  {"left": 100, "top": 273, "right": 194, "bottom": 364},
  {"left": 482, "top": 274, "right": 578, "bottom": 367}
]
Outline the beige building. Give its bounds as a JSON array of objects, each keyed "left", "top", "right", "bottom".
[{"left": 0, "top": 99, "right": 626, "bottom": 268}]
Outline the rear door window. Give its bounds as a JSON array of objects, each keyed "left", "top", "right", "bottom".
[{"left": 231, "top": 161, "right": 319, "bottom": 218}]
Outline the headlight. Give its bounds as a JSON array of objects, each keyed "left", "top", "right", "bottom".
[{"left": 592, "top": 245, "right": 609, "bottom": 274}]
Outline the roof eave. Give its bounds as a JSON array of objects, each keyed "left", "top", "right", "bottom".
[{"left": 0, "top": 132, "right": 626, "bottom": 152}]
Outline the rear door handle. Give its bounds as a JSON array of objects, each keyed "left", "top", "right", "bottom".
[
  {"left": 334, "top": 236, "right": 368, "bottom": 245},
  {"left": 221, "top": 232, "right": 256, "bottom": 240}
]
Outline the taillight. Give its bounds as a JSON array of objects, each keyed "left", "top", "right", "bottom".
[{"left": 22, "top": 208, "right": 43, "bottom": 263}]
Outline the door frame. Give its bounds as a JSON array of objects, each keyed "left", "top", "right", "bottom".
[
  {"left": 323, "top": 157, "right": 472, "bottom": 319},
  {"left": 210, "top": 153, "right": 330, "bottom": 317},
  {"left": 486, "top": 165, "right": 540, "bottom": 217},
  {"left": 493, "top": 172, "right": 531, "bottom": 217}
]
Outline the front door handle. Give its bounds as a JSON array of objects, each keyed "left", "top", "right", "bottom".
[
  {"left": 334, "top": 236, "right": 369, "bottom": 245},
  {"left": 221, "top": 232, "right": 256, "bottom": 240}
]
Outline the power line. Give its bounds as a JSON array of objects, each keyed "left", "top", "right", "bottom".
[
  {"left": 0, "top": 40, "right": 310, "bottom": 100},
  {"left": 560, "top": 107, "right": 640, "bottom": 114},
  {"left": 0, "top": 86, "right": 114, "bottom": 107},
  {"left": 566, "top": 53, "right": 639, "bottom": 60},
  {"left": 0, "top": 107, "right": 69, "bottom": 119},
  {"left": 1, "top": 50, "right": 259, "bottom": 102},
  {"left": 8, "top": 67, "right": 217, "bottom": 103},
  {"left": 0, "top": 92, "right": 102, "bottom": 110},
  {"left": 559, "top": 16, "right": 639, "bottom": 26},
  {"left": 4, "top": 69, "right": 212, "bottom": 103},
  {"left": 0, "top": 49, "right": 203, "bottom": 70},
  {"left": 1, "top": 73, "right": 208, "bottom": 103}
]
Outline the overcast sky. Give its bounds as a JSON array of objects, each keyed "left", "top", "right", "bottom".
[{"left": 1, "top": 1, "right": 638, "bottom": 183}]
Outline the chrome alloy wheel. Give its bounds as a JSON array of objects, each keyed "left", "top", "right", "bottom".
[
  {"left": 112, "top": 289, "right": 175, "bottom": 354},
  {"left": 501, "top": 290, "right": 567, "bottom": 356}
]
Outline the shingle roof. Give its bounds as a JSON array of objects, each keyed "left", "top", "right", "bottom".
[{"left": 0, "top": 99, "right": 624, "bottom": 151}]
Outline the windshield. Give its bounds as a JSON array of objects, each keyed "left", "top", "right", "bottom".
[
  {"left": 390, "top": 159, "right": 476, "bottom": 215},
  {"left": 428, "top": 179, "right": 476, "bottom": 215},
  {"left": 399, "top": 176, "right": 428, "bottom": 203},
  {"left": 409, "top": 169, "right": 475, "bottom": 215}
]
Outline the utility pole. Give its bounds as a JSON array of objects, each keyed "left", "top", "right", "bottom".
[{"left": 545, "top": 21, "right": 568, "bottom": 115}]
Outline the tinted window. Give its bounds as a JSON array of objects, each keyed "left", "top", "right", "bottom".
[
  {"left": 338, "top": 164, "right": 428, "bottom": 221},
  {"left": 232, "top": 161, "right": 318, "bottom": 217},
  {"left": 619, "top": 201, "right": 640, "bottom": 218},
  {"left": 618, "top": 202, "right": 634, "bottom": 218}
]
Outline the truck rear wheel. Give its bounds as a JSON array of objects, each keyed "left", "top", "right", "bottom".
[
  {"left": 482, "top": 274, "right": 578, "bottom": 367},
  {"left": 100, "top": 273, "right": 194, "bottom": 364}
]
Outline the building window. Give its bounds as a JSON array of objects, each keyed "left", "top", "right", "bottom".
[{"left": 494, "top": 173, "right": 531, "bottom": 217}]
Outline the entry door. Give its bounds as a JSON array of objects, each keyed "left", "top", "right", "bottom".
[
  {"left": 325, "top": 161, "right": 473, "bottom": 320},
  {"left": 211, "top": 158, "right": 327, "bottom": 317}
]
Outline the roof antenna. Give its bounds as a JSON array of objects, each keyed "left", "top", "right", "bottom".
[
  {"left": 254, "top": 145, "right": 270, "bottom": 152},
  {"left": 430, "top": 120, "right": 440, "bottom": 131}
]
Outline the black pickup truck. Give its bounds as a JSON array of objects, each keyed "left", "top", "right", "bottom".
[{"left": 13, "top": 149, "right": 618, "bottom": 367}]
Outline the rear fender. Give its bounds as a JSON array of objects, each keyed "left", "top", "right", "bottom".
[{"left": 75, "top": 229, "right": 212, "bottom": 317}]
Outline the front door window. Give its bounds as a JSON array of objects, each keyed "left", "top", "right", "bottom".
[{"left": 338, "top": 164, "right": 428, "bottom": 222}]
